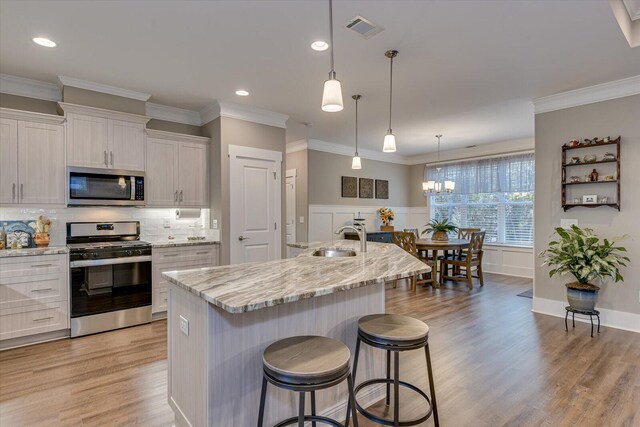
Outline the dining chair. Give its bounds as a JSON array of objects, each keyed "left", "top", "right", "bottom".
[
  {"left": 457, "top": 228, "right": 481, "bottom": 240},
  {"left": 439, "top": 231, "right": 485, "bottom": 289},
  {"left": 392, "top": 232, "right": 436, "bottom": 290},
  {"left": 403, "top": 228, "right": 420, "bottom": 239}
]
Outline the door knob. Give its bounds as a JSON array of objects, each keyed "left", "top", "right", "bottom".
[{"left": 238, "top": 235, "right": 250, "bottom": 241}]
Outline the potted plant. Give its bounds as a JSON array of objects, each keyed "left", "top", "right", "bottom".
[
  {"left": 539, "top": 225, "right": 629, "bottom": 312},
  {"left": 421, "top": 218, "right": 458, "bottom": 241},
  {"left": 378, "top": 207, "right": 395, "bottom": 231}
]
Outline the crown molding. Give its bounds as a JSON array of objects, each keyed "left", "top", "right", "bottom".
[
  {"left": 199, "top": 102, "right": 221, "bottom": 126},
  {"left": 285, "top": 139, "right": 308, "bottom": 154},
  {"left": 0, "top": 107, "right": 66, "bottom": 124},
  {"left": 57, "top": 75, "right": 151, "bottom": 101},
  {"left": 146, "top": 102, "right": 202, "bottom": 126},
  {"left": 200, "top": 101, "right": 289, "bottom": 128},
  {"left": 145, "top": 128, "right": 210, "bottom": 144},
  {"left": 308, "top": 139, "right": 412, "bottom": 165},
  {"left": 0, "top": 74, "right": 62, "bottom": 102},
  {"left": 533, "top": 75, "right": 640, "bottom": 114},
  {"left": 623, "top": 0, "right": 640, "bottom": 21},
  {"left": 58, "top": 102, "right": 150, "bottom": 124}
]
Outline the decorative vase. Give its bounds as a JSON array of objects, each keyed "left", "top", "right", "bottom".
[
  {"left": 380, "top": 225, "right": 394, "bottom": 232},
  {"left": 33, "top": 232, "right": 50, "bottom": 248},
  {"left": 589, "top": 169, "right": 599, "bottom": 182},
  {"left": 566, "top": 282, "right": 599, "bottom": 311},
  {"left": 432, "top": 231, "right": 449, "bottom": 241}
]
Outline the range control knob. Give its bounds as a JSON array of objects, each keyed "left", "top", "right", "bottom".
[
  {"left": 92, "top": 252, "right": 99, "bottom": 258},
  {"left": 126, "top": 250, "right": 133, "bottom": 256},
  {"left": 135, "top": 249, "right": 142, "bottom": 256},
  {"left": 82, "top": 253, "right": 89, "bottom": 259}
]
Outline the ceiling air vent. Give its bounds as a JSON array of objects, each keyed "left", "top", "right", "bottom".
[{"left": 346, "top": 16, "right": 384, "bottom": 39}]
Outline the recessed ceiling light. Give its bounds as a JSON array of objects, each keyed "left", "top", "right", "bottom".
[
  {"left": 235, "top": 90, "right": 249, "bottom": 96},
  {"left": 311, "top": 41, "right": 329, "bottom": 51},
  {"left": 32, "top": 37, "right": 56, "bottom": 47}
]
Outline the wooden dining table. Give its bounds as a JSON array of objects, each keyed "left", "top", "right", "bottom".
[{"left": 416, "top": 238, "right": 470, "bottom": 285}]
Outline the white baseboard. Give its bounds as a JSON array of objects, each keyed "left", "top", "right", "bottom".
[{"left": 532, "top": 296, "right": 640, "bottom": 333}]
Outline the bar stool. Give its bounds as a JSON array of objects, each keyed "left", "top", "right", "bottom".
[
  {"left": 257, "top": 335, "right": 359, "bottom": 427},
  {"left": 346, "top": 314, "right": 439, "bottom": 427}
]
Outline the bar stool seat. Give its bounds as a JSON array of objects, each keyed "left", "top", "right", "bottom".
[
  {"left": 358, "top": 314, "right": 429, "bottom": 344},
  {"left": 263, "top": 336, "right": 351, "bottom": 384},
  {"left": 258, "top": 335, "right": 359, "bottom": 427}
]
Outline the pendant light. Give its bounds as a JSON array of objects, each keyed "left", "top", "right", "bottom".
[
  {"left": 382, "top": 50, "right": 398, "bottom": 152},
  {"left": 351, "top": 95, "right": 362, "bottom": 169},
  {"left": 321, "top": 0, "right": 343, "bottom": 112},
  {"left": 423, "top": 135, "right": 455, "bottom": 194}
]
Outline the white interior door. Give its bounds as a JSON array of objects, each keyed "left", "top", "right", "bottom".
[
  {"left": 229, "top": 145, "right": 282, "bottom": 264},
  {"left": 285, "top": 170, "right": 296, "bottom": 245}
]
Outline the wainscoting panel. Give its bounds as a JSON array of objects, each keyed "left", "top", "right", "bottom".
[{"left": 482, "top": 245, "right": 534, "bottom": 278}]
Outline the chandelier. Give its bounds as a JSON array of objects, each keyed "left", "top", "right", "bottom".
[{"left": 423, "top": 134, "right": 455, "bottom": 194}]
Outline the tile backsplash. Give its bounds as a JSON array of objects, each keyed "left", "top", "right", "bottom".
[{"left": 0, "top": 207, "right": 216, "bottom": 246}]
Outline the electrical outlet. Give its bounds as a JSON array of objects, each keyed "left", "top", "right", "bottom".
[
  {"left": 163, "top": 218, "right": 171, "bottom": 228},
  {"left": 212, "top": 219, "right": 218, "bottom": 229},
  {"left": 179, "top": 315, "right": 189, "bottom": 336},
  {"left": 299, "top": 216, "right": 305, "bottom": 224}
]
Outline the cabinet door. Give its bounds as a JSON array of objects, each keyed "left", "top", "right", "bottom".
[
  {"left": 109, "top": 119, "right": 145, "bottom": 171},
  {"left": 146, "top": 137, "right": 178, "bottom": 207},
  {"left": 67, "top": 113, "right": 109, "bottom": 168},
  {"left": 17, "top": 122, "right": 66, "bottom": 205},
  {"left": 178, "top": 142, "right": 208, "bottom": 207},
  {"left": 0, "top": 118, "right": 18, "bottom": 204}
]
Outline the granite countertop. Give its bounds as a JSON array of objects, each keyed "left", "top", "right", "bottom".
[
  {"left": 0, "top": 246, "right": 69, "bottom": 258},
  {"left": 148, "top": 239, "right": 220, "bottom": 248},
  {"left": 162, "top": 240, "right": 430, "bottom": 314}
]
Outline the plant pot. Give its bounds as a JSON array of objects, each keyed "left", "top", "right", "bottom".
[
  {"left": 33, "top": 232, "right": 50, "bottom": 248},
  {"left": 380, "top": 225, "right": 394, "bottom": 232},
  {"left": 431, "top": 231, "right": 449, "bottom": 241},
  {"left": 566, "top": 282, "right": 599, "bottom": 311}
]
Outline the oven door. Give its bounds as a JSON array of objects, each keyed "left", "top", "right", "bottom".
[
  {"left": 70, "top": 256, "right": 152, "bottom": 319},
  {"left": 67, "top": 167, "right": 144, "bottom": 206}
]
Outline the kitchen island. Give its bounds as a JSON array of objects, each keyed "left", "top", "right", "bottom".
[{"left": 162, "top": 240, "right": 429, "bottom": 426}]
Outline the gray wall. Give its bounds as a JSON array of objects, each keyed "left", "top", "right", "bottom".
[
  {"left": 286, "top": 150, "right": 308, "bottom": 242},
  {"left": 147, "top": 119, "right": 202, "bottom": 136},
  {"left": 62, "top": 86, "right": 146, "bottom": 114},
  {"left": 534, "top": 95, "right": 640, "bottom": 315},
  {"left": 203, "top": 117, "right": 286, "bottom": 265},
  {"left": 308, "top": 150, "right": 416, "bottom": 207},
  {"left": 0, "top": 93, "right": 59, "bottom": 115}
]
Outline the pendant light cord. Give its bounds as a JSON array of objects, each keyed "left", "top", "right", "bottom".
[
  {"left": 355, "top": 96, "right": 359, "bottom": 155},
  {"left": 329, "top": 0, "right": 335, "bottom": 74},
  {"left": 388, "top": 55, "right": 393, "bottom": 130}
]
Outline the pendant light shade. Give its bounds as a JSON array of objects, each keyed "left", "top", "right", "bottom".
[
  {"left": 322, "top": 74, "right": 344, "bottom": 112},
  {"left": 321, "top": 0, "right": 343, "bottom": 112},
  {"left": 351, "top": 94, "right": 362, "bottom": 169},
  {"left": 383, "top": 50, "right": 398, "bottom": 152}
]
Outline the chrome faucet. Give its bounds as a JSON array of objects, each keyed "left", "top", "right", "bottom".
[{"left": 335, "top": 223, "right": 367, "bottom": 253}]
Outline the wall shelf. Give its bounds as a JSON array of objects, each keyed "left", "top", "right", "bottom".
[{"left": 561, "top": 136, "right": 620, "bottom": 212}]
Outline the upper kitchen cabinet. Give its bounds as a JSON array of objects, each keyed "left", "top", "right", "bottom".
[
  {"left": 59, "top": 103, "right": 149, "bottom": 171},
  {"left": 146, "top": 129, "right": 210, "bottom": 208},
  {"left": 0, "top": 109, "right": 66, "bottom": 206}
]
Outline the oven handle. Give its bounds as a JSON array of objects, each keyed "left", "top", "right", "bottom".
[{"left": 70, "top": 255, "right": 152, "bottom": 268}]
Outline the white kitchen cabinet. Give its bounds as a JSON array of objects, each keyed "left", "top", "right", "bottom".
[
  {"left": 151, "top": 245, "right": 218, "bottom": 314},
  {"left": 0, "top": 109, "right": 66, "bottom": 206},
  {"left": 0, "top": 254, "right": 69, "bottom": 341},
  {"left": 145, "top": 129, "right": 210, "bottom": 208},
  {"left": 60, "top": 103, "right": 149, "bottom": 171}
]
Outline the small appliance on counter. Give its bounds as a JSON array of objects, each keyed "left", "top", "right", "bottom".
[{"left": 67, "top": 221, "right": 151, "bottom": 337}]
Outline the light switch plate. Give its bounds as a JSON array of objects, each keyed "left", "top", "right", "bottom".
[
  {"left": 163, "top": 218, "right": 171, "bottom": 228},
  {"left": 212, "top": 219, "right": 218, "bottom": 229},
  {"left": 299, "top": 216, "right": 305, "bottom": 224},
  {"left": 179, "top": 315, "right": 189, "bottom": 336},
  {"left": 560, "top": 219, "right": 578, "bottom": 229}
]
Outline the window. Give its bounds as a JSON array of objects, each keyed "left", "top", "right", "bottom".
[{"left": 426, "top": 153, "right": 534, "bottom": 246}]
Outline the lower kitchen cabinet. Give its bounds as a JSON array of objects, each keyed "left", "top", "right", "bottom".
[
  {"left": 151, "top": 245, "right": 218, "bottom": 314},
  {"left": 0, "top": 254, "right": 69, "bottom": 341}
]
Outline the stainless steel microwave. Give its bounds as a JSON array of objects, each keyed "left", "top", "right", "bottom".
[{"left": 67, "top": 167, "right": 145, "bottom": 206}]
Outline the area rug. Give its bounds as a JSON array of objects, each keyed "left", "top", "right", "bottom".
[{"left": 517, "top": 289, "right": 533, "bottom": 299}]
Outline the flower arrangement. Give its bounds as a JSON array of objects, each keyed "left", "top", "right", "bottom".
[{"left": 378, "top": 207, "right": 394, "bottom": 226}]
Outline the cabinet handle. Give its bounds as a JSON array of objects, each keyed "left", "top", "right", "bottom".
[
  {"left": 104, "top": 150, "right": 108, "bottom": 167},
  {"left": 20, "top": 184, "right": 24, "bottom": 200},
  {"left": 174, "top": 190, "right": 178, "bottom": 203},
  {"left": 196, "top": 251, "right": 210, "bottom": 255},
  {"left": 33, "top": 316, "right": 54, "bottom": 322},
  {"left": 31, "top": 288, "right": 53, "bottom": 293},
  {"left": 12, "top": 183, "right": 16, "bottom": 201},
  {"left": 179, "top": 190, "right": 183, "bottom": 202},
  {"left": 31, "top": 263, "right": 53, "bottom": 268},
  {"left": 110, "top": 151, "right": 114, "bottom": 166}
]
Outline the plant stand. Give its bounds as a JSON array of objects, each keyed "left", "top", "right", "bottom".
[{"left": 565, "top": 306, "right": 600, "bottom": 338}]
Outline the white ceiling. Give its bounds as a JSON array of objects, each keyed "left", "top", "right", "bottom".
[{"left": 1, "top": 0, "right": 639, "bottom": 156}]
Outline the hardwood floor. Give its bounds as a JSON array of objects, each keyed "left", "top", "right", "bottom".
[{"left": 1, "top": 273, "right": 638, "bottom": 426}]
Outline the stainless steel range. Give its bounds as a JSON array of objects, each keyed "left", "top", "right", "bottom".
[{"left": 67, "top": 221, "right": 152, "bottom": 337}]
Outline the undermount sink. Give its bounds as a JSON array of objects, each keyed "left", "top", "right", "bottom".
[{"left": 312, "top": 248, "right": 357, "bottom": 257}]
